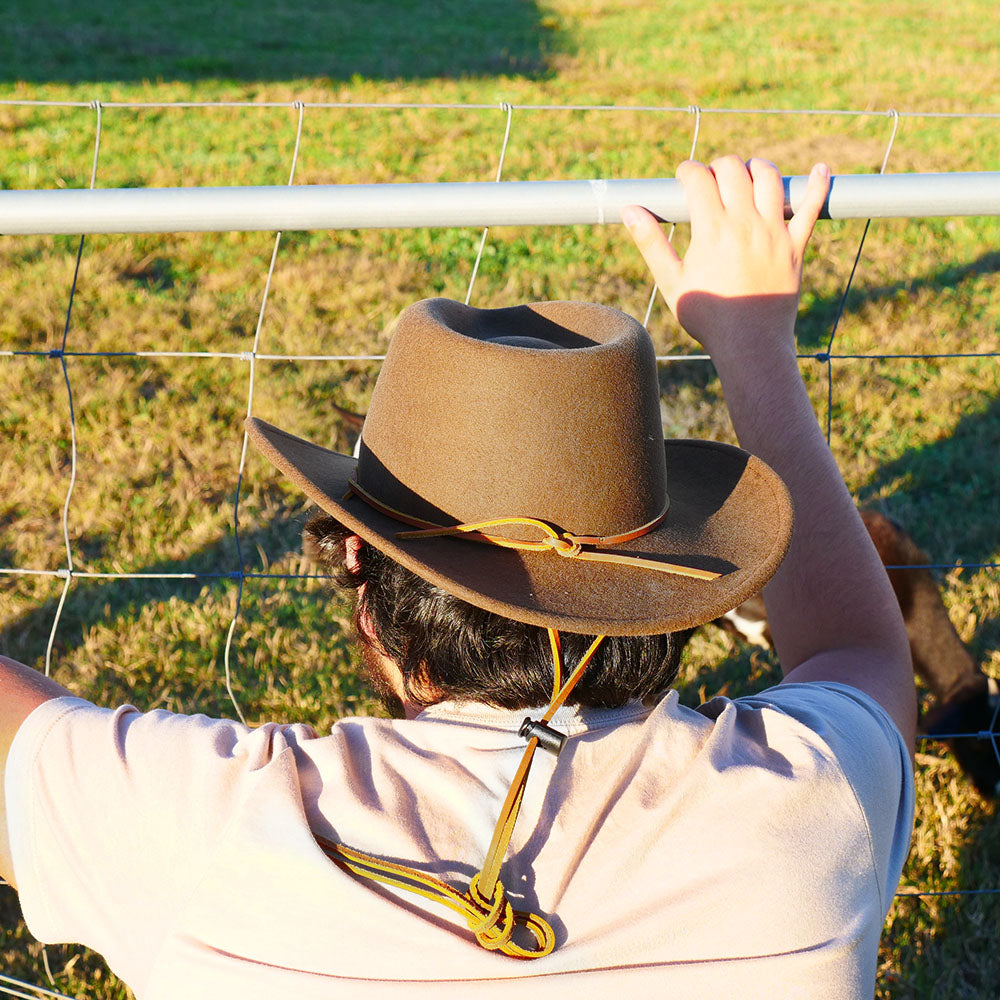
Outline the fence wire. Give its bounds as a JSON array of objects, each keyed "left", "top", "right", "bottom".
[{"left": 1, "top": 98, "right": 999, "bottom": 998}]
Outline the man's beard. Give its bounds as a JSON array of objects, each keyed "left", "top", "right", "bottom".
[{"left": 355, "top": 615, "right": 406, "bottom": 719}]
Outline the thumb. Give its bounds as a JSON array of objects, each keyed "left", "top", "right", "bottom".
[
  {"left": 622, "top": 205, "right": 682, "bottom": 301},
  {"left": 787, "top": 162, "right": 830, "bottom": 259}
]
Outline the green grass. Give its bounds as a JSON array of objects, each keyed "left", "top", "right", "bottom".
[{"left": 1, "top": 1, "right": 1000, "bottom": 997}]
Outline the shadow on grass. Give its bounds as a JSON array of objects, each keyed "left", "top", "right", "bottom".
[
  {"left": 682, "top": 395, "right": 1000, "bottom": 699},
  {"left": 0, "top": 510, "right": 360, "bottom": 717},
  {"left": 2, "top": 0, "right": 567, "bottom": 85},
  {"left": 871, "top": 394, "right": 1000, "bottom": 997},
  {"left": 795, "top": 249, "right": 1000, "bottom": 353},
  {"left": 859, "top": 393, "right": 1000, "bottom": 574}
]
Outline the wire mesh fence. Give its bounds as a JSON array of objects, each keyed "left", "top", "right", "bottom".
[{"left": 1, "top": 98, "right": 999, "bottom": 998}]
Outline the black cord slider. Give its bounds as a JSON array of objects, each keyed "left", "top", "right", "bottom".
[{"left": 519, "top": 717, "right": 566, "bottom": 756}]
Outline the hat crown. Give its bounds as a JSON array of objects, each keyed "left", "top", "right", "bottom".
[{"left": 357, "top": 298, "right": 667, "bottom": 536}]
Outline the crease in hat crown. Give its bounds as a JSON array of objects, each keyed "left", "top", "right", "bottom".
[{"left": 356, "top": 298, "right": 668, "bottom": 542}]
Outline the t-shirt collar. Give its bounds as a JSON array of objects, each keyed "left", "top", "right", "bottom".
[{"left": 413, "top": 697, "right": 656, "bottom": 736}]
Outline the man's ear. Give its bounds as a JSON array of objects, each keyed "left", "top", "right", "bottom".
[
  {"left": 345, "top": 534, "right": 363, "bottom": 574},
  {"left": 345, "top": 535, "right": 376, "bottom": 643}
]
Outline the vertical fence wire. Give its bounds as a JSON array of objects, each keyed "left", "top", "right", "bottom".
[
  {"left": 820, "top": 109, "right": 901, "bottom": 444},
  {"left": 642, "top": 105, "right": 702, "bottom": 330},
  {"left": 465, "top": 102, "right": 515, "bottom": 305},
  {"left": 35, "top": 96, "right": 106, "bottom": 999},
  {"left": 41, "top": 101, "right": 104, "bottom": 681},
  {"left": 220, "top": 100, "right": 307, "bottom": 726}
]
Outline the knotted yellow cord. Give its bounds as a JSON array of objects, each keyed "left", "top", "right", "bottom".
[
  {"left": 344, "top": 478, "right": 721, "bottom": 581},
  {"left": 323, "top": 474, "right": 720, "bottom": 953},
  {"left": 319, "top": 629, "right": 606, "bottom": 959}
]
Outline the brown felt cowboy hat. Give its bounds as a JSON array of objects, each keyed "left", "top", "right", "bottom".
[{"left": 246, "top": 297, "right": 792, "bottom": 636}]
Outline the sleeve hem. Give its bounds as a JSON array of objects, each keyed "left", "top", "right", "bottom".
[{"left": 5, "top": 697, "right": 111, "bottom": 939}]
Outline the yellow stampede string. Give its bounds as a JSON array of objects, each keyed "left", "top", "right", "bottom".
[
  {"left": 315, "top": 479, "right": 722, "bottom": 958},
  {"left": 316, "top": 629, "right": 605, "bottom": 959}
]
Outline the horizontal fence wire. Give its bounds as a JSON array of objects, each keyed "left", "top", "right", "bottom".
[
  {"left": 1, "top": 98, "right": 999, "bottom": 994},
  {"left": 0, "top": 973, "right": 75, "bottom": 1000},
  {"left": 2, "top": 98, "right": 1000, "bottom": 116}
]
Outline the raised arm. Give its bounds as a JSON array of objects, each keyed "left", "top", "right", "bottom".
[
  {"left": 0, "top": 655, "right": 72, "bottom": 887},
  {"left": 623, "top": 156, "right": 916, "bottom": 746}
]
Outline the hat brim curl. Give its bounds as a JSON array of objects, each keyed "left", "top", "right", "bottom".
[{"left": 247, "top": 418, "right": 791, "bottom": 636}]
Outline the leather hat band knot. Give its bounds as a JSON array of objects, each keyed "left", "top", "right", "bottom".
[
  {"left": 542, "top": 534, "right": 583, "bottom": 557},
  {"left": 345, "top": 478, "right": 721, "bottom": 582}
]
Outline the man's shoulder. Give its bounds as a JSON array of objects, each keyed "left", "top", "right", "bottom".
[{"left": 729, "top": 680, "right": 908, "bottom": 748}]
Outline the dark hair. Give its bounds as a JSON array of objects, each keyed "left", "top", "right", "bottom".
[{"left": 304, "top": 513, "right": 691, "bottom": 711}]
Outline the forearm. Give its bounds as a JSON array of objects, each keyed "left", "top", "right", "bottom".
[
  {"left": 625, "top": 156, "right": 916, "bottom": 744},
  {"left": 710, "top": 342, "right": 909, "bottom": 673}
]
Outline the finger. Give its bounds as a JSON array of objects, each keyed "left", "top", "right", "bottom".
[
  {"left": 675, "top": 159, "right": 724, "bottom": 228},
  {"left": 747, "top": 157, "right": 785, "bottom": 221},
  {"left": 787, "top": 163, "right": 831, "bottom": 255},
  {"left": 621, "top": 204, "right": 682, "bottom": 294},
  {"left": 709, "top": 155, "right": 755, "bottom": 214}
]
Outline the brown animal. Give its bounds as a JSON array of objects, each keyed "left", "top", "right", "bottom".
[{"left": 721, "top": 510, "right": 999, "bottom": 797}]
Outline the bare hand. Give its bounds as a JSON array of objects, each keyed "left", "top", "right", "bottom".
[{"left": 623, "top": 157, "right": 830, "bottom": 356}]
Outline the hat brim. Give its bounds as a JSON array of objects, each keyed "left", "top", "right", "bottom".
[{"left": 247, "top": 417, "right": 791, "bottom": 636}]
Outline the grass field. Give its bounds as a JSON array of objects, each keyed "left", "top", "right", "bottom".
[{"left": 1, "top": 1, "right": 999, "bottom": 997}]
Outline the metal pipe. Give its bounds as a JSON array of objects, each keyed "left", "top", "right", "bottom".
[{"left": 1, "top": 172, "right": 998, "bottom": 235}]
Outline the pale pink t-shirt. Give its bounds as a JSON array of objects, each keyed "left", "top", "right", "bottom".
[{"left": 7, "top": 682, "right": 912, "bottom": 999}]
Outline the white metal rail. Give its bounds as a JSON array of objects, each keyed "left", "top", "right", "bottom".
[{"left": 1, "top": 172, "right": 998, "bottom": 235}]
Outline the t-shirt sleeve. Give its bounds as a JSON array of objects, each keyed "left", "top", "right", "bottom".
[
  {"left": 4, "top": 695, "right": 319, "bottom": 989},
  {"left": 733, "top": 681, "right": 915, "bottom": 915}
]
